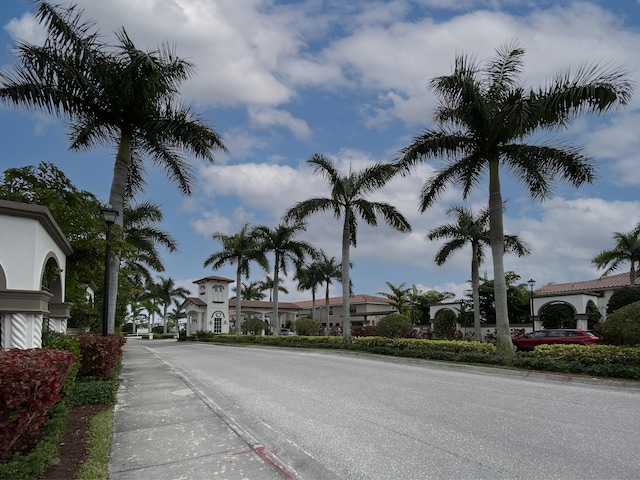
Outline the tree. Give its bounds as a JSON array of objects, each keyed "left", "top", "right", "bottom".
[
  {"left": 285, "top": 154, "right": 411, "bottom": 340},
  {"left": 377, "top": 282, "right": 411, "bottom": 316},
  {"left": 315, "top": 253, "right": 343, "bottom": 332},
  {"left": 427, "top": 204, "right": 530, "bottom": 340},
  {"left": 606, "top": 286, "right": 640, "bottom": 314},
  {"left": 204, "top": 224, "right": 268, "bottom": 334},
  {"left": 294, "top": 262, "right": 324, "bottom": 322},
  {"left": 232, "top": 282, "right": 267, "bottom": 301},
  {"left": 375, "top": 313, "right": 413, "bottom": 338},
  {"left": 0, "top": 2, "right": 227, "bottom": 333},
  {"left": 406, "top": 286, "right": 455, "bottom": 325},
  {"left": 154, "top": 276, "right": 190, "bottom": 334},
  {"left": 253, "top": 222, "right": 316, "bottom": 335},
  {"left": 396, "top": 42, "right": 632, "bottom": 356},
  {"left": 295, "top": 316, "right": 321, "bottom": 336},
  {"left": 592, "top": 225, "right": 640, "bottom": 285},
  {"left": 469, "top": 273, "right": 531, "bottom": 326},
  {"left": 257, "top": 275, "right": 290, "bottom": 302}
]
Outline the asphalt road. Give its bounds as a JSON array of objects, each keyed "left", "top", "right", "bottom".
[{"left": 146, "top": 342, "right": 640, "bottom": 480}]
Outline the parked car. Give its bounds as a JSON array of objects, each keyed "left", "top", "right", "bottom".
[
  {"left": 280, "top": 328, "right": 297, "bottom": 336},
  {"left": 512, "top": 329, "right": 602, "bottom": 351}
]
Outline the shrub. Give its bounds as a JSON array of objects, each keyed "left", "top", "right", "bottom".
[
  {"left": 352, "top": 326, "right": 377, "bottom": 337},
  {"left": 41, "top": 330, "right": 81, "bottom": 397},
  {"left": 295, "top": 316, "right": 320, "bottom": 336},
  {"left": 0, "top": 349, "right": 76, "bottom": 462},
  {"left": 195, "top": 330, "right": 215, "bottom": 341},
  {"left": 375, "top": 313, "right": 412, "bottom": 338},
  {"left": 606, "top": 286, "right": 640, "bottom": 314},
  {"left": 243, "top": 317, "right": 267, "bottom": 335},
  {"left": 76, "top": 333, "right": 126, "bottom": 380},
  {"left": 601, "top": 300, "right": 640, "bottom": 345}
]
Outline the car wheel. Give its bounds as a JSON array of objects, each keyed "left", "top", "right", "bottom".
[{"left": 512, "top": 343, "right": 520, "bottom": 353}]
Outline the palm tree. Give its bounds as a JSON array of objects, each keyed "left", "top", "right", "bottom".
[
  {"left": 257, "top": 275, "right": 290, "bottom": 302},
  {"left": 232, "top": 282, "right": 267, "bottom": 301},
  {"left": 167, "top": 299, "right": 187, "bottom": 332},
  {"left": 396, "top": 42, "right": 632, "bottom": 356},
  {"left": 427, "top": 204, "right": 530, "bottom": 341},
  {"left": 154, "top": 276, "right": 190, "bottom": 334},
  {"left": 285, "top": 154, "right": 411, "bottom": 340},
  {"left": 0, "top": 2, "right": 227, "bottom": 333},
  {"left": 295, "top": 262, "right": 325, "bottom": 323},
  {"left": 253, "top": 222, "right": 316, "bottom": 335},
  {"left": 377, "top": 281, "right": 411, "bottom": 316},
  {"left": 140, "top": 295, "right": 161, "bottom": 333},
  {"left": 204, "top": 224, "right": 268, "bottom": 334},
  {"left": 592, "top": 224, "right": 640, "bottom": 285}
]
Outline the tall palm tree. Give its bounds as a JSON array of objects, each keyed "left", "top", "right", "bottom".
[
  {"left": 427, "top": 204, "right": 530, "bottom": 341},
  {"left": 140, "top": 295, "right": 161, "bottom": 333},
  {"left": 396, "top": 42, "right": 632, "bottom": 356},
  {"left": 257, "top": 275, "right": 290, "bottom": 302},
  {"left": 295, "top": 261, "right": 325, "bottom": 322},
  {"left": 592, "top": 224, "right": 640, "bottom": 285},
  {"left": 377, "top": 282, "right": 411, "bottom": 316},
  {"left": 232, "top": 282, "right": 267, "bottom": 301},
  {"left": 204, "top": 224, "right": 268, "bottom": 334},
  {"left": 154, "top": 276, "right": 190, "bottom": 334},
  {"left": 285, "top": 154, "right": 411, "bottom": 340},
  {"left": 253, "top": 222, "right": 316, "bottom": 335},
  {"left": 0, "top": 2, "right": 227, "bottom": 333}
]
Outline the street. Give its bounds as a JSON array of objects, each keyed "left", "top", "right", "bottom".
[{"left": 145, "top": 341, "right": 640, "bottom": 480}]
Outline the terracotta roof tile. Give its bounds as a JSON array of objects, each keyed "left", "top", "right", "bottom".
[
  {"left": 294, "top": 294, "right": 391, "bottom": 310},
  {"left": 536, "top": 271, "right": 633, "bottom": 295}
]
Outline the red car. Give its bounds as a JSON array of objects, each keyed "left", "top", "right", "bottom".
[{"left": 511, "top": 329, "right": 602, "bottom": 352}]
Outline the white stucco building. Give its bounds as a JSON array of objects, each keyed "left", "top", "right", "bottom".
[
  {"left": 0, "top": 200, "right": 73, "bottom": 349},
  {"left": 182, "top": 276, "right": 234, "bottom": 336}
]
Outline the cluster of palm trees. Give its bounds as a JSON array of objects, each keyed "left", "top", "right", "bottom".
[
  {"left": 593, "top": 223, "right": 640, "bottom": 286},
  {"left": 0, "top": 4, "right": 633, "bottom": 355},
  {"left": 129, "top": 276, "right": 190, "bottom": 334}
]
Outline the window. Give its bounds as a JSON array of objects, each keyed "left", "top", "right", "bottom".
[
  {"left": 212, "top": 285, "right": 224, "bottom": 303},
  {"left": 329, "top": 307, "right": 334, "bottom": 315},
  {"left": 350, "top": 304, "right": 357, "bottom": 314},
  {"left": 214, "top": 317, "right": 222, "bottom": 333}
]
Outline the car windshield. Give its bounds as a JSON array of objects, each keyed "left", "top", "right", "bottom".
[{"left": 530, "top": 331, "right": 547, "bottom": 338}]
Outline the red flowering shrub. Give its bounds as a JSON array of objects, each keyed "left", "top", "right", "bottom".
[
  {"left": 76, "top": 333, "right": 126, "bottom": 380},
  {"left": 0, "top": 348, "right": 77, "bottom": 462}
]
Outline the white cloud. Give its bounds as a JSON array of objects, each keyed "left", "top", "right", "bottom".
[
  {"left": 4, "top": 12, "right": 45, "bottom": 44},
  {"left": 248, "top": 106, "right": 312, "bottom": 140}
]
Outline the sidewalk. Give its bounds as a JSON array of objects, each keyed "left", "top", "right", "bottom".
[{"left": 109, "top": 340, "right": 293, "bottom": 480}]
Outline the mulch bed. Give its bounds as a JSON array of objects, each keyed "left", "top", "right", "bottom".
[{"left": 40, "top": 404, "right": 113, "bottom": 480}]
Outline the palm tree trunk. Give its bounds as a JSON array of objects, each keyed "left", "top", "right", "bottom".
[
  {"left": 272, "top": 259, "right": 280, "bottom": 335},
  {"left": 324, "top": 281, "right": 330, "bottom": 335},
  {"left": 341, "top": 217, "right": 351, "bottom": 341},
  {"left": 236, "top": 266, "right": 242, "bottom": 334},
  {"left": 311, "top": 289, "right": 316, "bottom": 322},
  {"left": 106, "top": 133, "right": 132, "bottom": 334},
  {"left": 488, "top": 160, "right": 513, "bottom": 357},
  {"left": 163, "top": 304, "right": 168, "bottom": 335},
  {"left": 471, "top": 245, "right": 481, "bottom": 341}
]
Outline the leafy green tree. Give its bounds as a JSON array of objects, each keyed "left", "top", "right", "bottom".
[
  {"left": 167, "top": 300, "right": 187, "bottom": 331},
  {"left": 375, "top": 313, "right": 412, "bottom": 338},
  {"left": 377, "top": 282, "right": 411, "bottom": 316},
  {"left": 243, "top": 317, "right": 267, "bottom": 335},
  {"left": 433, "top": 309, "right": 457, "bottom": 340},
  {"left": 397, "top": 42, "right": 632, "bottom": 356},
  {"left": 469, "top": 273, "right": 531, "bottom": 326},
  {"left": 601, "top": 300, "right": 640, "bottom": 345},
  {"left": 253, "top": 222, "right": 316, "bottom": 335},
  {"left": 204, "top": 224, "right": 268, "bottom": 334},
  {"left": 592, "top": 225, "right": 640, "bottom": 285},
  {"left": 606, "top": 286, "right": 640, "bottom": 314},
  {"left": 295, "top": 316, "right": 321, "bottom": 336},
  {"left": 406, "top": 287, "right": 455, "bottom": 325},
  {"left": 0, "top": 2, "right": 227, "bottom": 333},
  {"left": 427, "top": 204, "right": 530, "bottom": 340},
  {"left": 285, "top": 154, "right": 411, "bottom": 340},
  {"left": 539, "top": 303, "right": 576, "bottom": 329}
]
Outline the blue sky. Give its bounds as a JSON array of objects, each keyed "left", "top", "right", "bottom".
[{"left": 1, "top": 0, "right": 640, "bottom": 302}]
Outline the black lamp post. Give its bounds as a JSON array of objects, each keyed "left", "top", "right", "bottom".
[
  {"left": 101, "top": 206, "right": 119, "bottom": 336},
  {"left": 528, "top": 278, "right": 536, "bottom": 334}
]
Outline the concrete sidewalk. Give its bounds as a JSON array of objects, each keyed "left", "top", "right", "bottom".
[{"left": 109, "top": 340, "right": 294, "bottom": 480}]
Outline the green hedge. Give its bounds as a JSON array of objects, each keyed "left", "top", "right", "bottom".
[{"left": 197, "top": 333, "right": 346, "bottom": 349}]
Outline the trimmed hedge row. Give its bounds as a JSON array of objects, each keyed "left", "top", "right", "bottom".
[
  {"left": 196, "top": 332, "right": 346, "bottom": 348},
  {"left": 76, "top": 333, "right": 126, "bottom": 380}
]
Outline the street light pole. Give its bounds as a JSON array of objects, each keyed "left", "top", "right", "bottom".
[
  {"left": 101, "top": 206, "right": 119, "bottom": 336},
  {"left": 528, "top": 278, "right": 536, "bottom": 334}
]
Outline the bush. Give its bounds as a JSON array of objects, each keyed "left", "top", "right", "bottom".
[
  {"left": 76, "top": 333, "right": 126, "bottom": 380},
  {"left": 295, "top": 316, "right": 320, "bottom": 336},
  {"left": 243, "top": 317, "right": 267, "bottom": 335},
  {"left": 41, "top": 330, "right": 81, "bottom": 397},
  {"left": 0, "top": 349, "right": 77, "bottom": 462},
  {"left": 351, "top": 326, "right": 377, "bottom": 337},
  {"left": 352, "top": 337, "right": 496, "bottom": 360},
  {"left": 601, "top": 300, "right": 640, "bottom": 345},
  {"left": 375, "top": 313, "right": 412, "bottom": 338},
  {"left": 606, "top": 286, "right": 640, "bottom": 314}
]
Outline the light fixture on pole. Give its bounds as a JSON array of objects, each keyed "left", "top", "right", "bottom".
[
  {"left": 527, "top": 278, "right": 536, "bottom": 333},
  {"left": 101, "top": 206, "right": 119, "bottom": 336}
]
